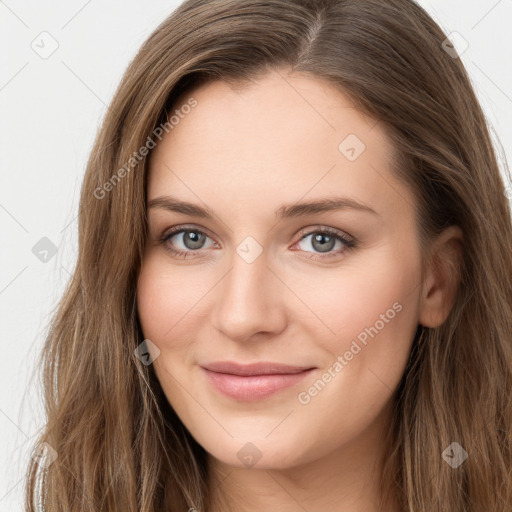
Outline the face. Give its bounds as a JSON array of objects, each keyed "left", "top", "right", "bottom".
[{"left": 136, "top": 68, "right": 424, "bottom": 470}]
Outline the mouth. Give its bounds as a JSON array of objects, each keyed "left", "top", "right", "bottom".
[{"left": 200, "top": 361, "right": 316, "bottom": 401}]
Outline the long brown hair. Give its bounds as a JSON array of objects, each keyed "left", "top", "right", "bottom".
[{"left": 25, "top": 0, "right": 512, "bottom": 510}]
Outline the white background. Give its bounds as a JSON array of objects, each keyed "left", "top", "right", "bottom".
[{"left": 1, "top": 0, "right": 511, "bottom": 509}]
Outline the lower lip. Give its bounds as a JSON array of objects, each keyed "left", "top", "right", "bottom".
[{"left": 201, "top": 368, "right": 315, "bottom": 401}]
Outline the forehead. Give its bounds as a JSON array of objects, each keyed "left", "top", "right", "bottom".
[{"left": 147, "top": 69, "right": 412, "bottom": 224}]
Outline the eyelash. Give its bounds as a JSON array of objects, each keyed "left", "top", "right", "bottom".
[{"left": 158, "top": 224, "right": 356, "bottom": 261}]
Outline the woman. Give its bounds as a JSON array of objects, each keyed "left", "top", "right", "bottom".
[{"left": 25, "top": 0, "right": 512, "bottom": 510}]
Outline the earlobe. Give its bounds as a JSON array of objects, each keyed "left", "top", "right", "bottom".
[{"left": 418, "top": 225, "right": 464, "bottom": 328}]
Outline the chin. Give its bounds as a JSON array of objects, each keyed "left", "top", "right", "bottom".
[{"left": 195, "top": 427, "right": 317, "bottom": 470}]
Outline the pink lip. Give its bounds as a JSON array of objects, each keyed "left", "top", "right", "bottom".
[{"left": 200, "top": 361, "right": 316, "bottom": 401}]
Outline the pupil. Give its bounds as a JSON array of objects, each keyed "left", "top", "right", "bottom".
[
  {"left": 185, "top": 231, "right": 204, "bottom": 249},
  {"left": 312, "top": 233, "right": 335, "bottom": 253}
]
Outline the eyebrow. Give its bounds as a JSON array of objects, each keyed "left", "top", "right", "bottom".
[{"left": 148, "top": 194, "right": 379, "bottom": 220}]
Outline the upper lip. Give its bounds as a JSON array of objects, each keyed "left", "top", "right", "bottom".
[{"left": 201, "top": 361, "right": 315, "bottom": 376}]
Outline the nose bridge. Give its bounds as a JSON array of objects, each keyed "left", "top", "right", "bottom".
[{"left": 212, "top": 239, "right": 285, "bottom": 341}]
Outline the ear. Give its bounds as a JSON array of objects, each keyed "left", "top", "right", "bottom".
[{"left": 418, "top": 225, "right": 463, "bottom": 328}]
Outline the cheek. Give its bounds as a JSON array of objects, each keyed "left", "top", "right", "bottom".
[
  {"left": 288, "top": 255, "right": 420, "bottom": 453},
  {"left": 296, "top": 251, "right": 419, "bottom": 339},
  {"left": 294, "top": 247, "right": 421, "bottom": 390},
  {"left": 136, "top": 264, "right": 167, "bottom": 341},
  {"left": 136, "top": 255, "right": 201, "bottom": 341},
  {"left": 136, "top": 255, "right": 218, "bottom": 379},
  {"left": 136, "top": 259, "right": 194, "bottom": 403},
  {"left": 136, "top": 260, "right": 187, "bottom": 383}
]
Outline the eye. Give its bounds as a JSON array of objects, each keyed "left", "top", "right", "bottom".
[
  {"left": 292, "top": 225, "right": 356, "bottom": 260},
  {"left": 159, "top": 225, "right": 217, "bottom": 259},
  {"left": 158, "top": 224, "right": 356, "bottom": 260}
]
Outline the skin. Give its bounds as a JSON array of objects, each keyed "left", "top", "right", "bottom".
[{"left": 136, "top": 67, "right": 462, "bottom": 512}]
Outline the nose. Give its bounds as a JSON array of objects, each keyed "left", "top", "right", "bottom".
[{"left": 210, "top": 245, "right": 287, "bottom": 343}]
